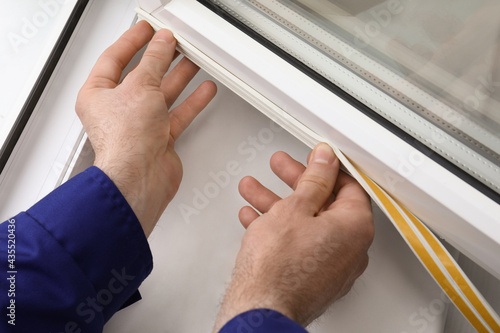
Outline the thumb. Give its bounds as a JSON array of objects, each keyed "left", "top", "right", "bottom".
[
  {"left": 137, "top": 29, "right": 177, "bottom": 84},
  {"left": 292, "top": 143, "right": 339, "bottom": 215}
]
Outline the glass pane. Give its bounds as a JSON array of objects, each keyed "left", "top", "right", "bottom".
[
  {"left": 200, "top": 0, "right": 500, "bottom": 193},
  {"left": 0, "top": 0, "right": 78, "bottom": 156}
]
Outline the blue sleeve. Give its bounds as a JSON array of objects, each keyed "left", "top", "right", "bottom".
[
  {"left": 0, "top": 166, "right": 153, "bottom": 332},
  {"left": 219, "top": 309, "right": 307, "bottom": 333}
]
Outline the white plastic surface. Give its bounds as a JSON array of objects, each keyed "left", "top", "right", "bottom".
[
  {"left": 95, "top": 70, "right": 446, "bottom": 333},
  {"left": 135, "top": 0, "right": 168, "bottom": 13},
  {"left": 0, "top": 0, "right": 77, "bottom": 153},
  {"left": 0, "top": 1, "right": 493, "bottom": 331},
  {"left": 0, "top": 0, "right": 138, "bottom": 221},
  {"left": 138, "top": 0, "right": 500, "bottom": 280}
]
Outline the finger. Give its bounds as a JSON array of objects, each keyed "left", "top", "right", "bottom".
[
  {"left": 123, "top": 50, "right": 182, "bottom": 84},
  {"left": 123, "top": 63, "right": 140, "bottom": 80},
  {"left": 85, "top": 22, "right": 153, "bottom": 89},
  {"left": 136, "top": 28, "right": 177, "bottom": 85},
  {"left": 319, "top": 192, "right": 337, "bottom": 213},
  {"left": 85, "top": 21, "right": 155, "bottom": 90},
  {"left": 169, "top": 80, "right": 217, "bottom": 140},
  {"left": 331, "top": 171, "right": 370, "bottom": 207},
  {"left": 306, "top": 150, "right": 313, "bottom": 164},
  {"left": 270, "top": 151, "right": 306, "bottom": 190},
  {"left": 161, "top": 57, "right": 201, "bottom": 108},
  {"left": 238, "top": 206, "right": 260, "bottom": 229},
  {"left": 292, "top": 143, "right": 340, "bottom": 215},
  {"left": 239, "top": 176, "right": 282, "bottom": 214}
]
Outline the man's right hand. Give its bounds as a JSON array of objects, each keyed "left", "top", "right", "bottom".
[
  {"left": 214, "top": 143, "right": 374, "bottom": 331},
  {"left": 76, "top": 22, "right": 216, "bottom": 237}
]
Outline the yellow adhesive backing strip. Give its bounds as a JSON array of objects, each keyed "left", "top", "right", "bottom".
[
  {"left": 356, "top": 172, "right": 490, "bottom": 332},
  {"left": 134, "top": 12, "right": 500, "bottom": 329},
  {"left": 402, "top": 206, "right": 500, "bottom": 332}
]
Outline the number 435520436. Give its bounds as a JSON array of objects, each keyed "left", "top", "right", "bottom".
[{"left": 7, "top": 219, "right": 16, "bottom": 270}]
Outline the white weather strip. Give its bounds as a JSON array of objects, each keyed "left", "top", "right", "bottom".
[{"left": 137, "top": 7, "right": 500, "bottom": 332}]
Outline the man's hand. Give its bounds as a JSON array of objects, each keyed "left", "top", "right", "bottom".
[
  {"left": 76, "top": 21, "right": 217, "bottom": 237},
  {"left": 214, "top": 143, "right": 374, "bottom": 331}
]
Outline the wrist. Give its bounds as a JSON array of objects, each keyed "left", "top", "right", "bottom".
[
  {"left": 217, "top": 308, "right": 305, "bottom": 333},
  {"left": 214, "top": 279, "right": 300, "bottom": 332},
  {"left": 94, "top": 157, "right": 160, "bottom": 237}
]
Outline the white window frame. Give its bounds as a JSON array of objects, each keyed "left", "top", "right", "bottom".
[
  {"left": 136, "top": 0, "right": 500, "bottom": 279},
  {"left": 0, "top": 0, "right": 139, "bottom": 221}
]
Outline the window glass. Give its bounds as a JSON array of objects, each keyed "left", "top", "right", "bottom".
[
  {"left": 0, "top": 0, "right": 78, "bottom": 158},
  {"left": 200, "top": 0, "right": 500, "bottom": 193}
]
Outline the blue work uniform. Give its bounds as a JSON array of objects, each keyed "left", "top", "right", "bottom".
[{"left": 0, "top": 166, "right": 305, "bottom": 332}]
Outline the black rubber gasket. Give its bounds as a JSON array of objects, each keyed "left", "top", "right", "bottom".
[
  {"left": 0, "top": 0, "right": 90, "bottom": 175},
  {"left": 196, "top": 0, "right": 500, "bottom": 204}
]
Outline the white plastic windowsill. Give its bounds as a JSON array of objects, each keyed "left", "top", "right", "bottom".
[
  {"left": 0, "top": 0, "right": 78, "bottom": 153},
  {"left": 0, "top": 0, "right": 139, "bottom": 221}
]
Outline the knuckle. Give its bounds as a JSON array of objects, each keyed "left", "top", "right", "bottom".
[
  {"left": 75, "top": 93, "right": 88, "bottom": 118},
  {"left": 335, "top": 202, "right": 374, "bottom": 245},
  {"left": 299, "top": 173, "right": 331, "bottom": 193},
  {"left": 144, "top": 49, "right": 165, "bottom": 64},
  {"left": 281, "top": 195, "right": 304, "bottom": 211},
  {"left": 128, "top": 70, "right": 157, "bottom": 87},
  {"left": 364, "top": 219, "right": 375, "bottom": 242},
  {"left": 75, "top": 102, "right": 83, "bottom": 118},
  {"left": 360, "top": 255, "right": 370, "bottom": 273},
  {"left": 339, "top": 202, "right": 374, "bottom": 240},
  {"left": 269, "top": 198, "right": 287, "bottom": 213},
  {"left": 358, "top": 210, "right": 375, "bottom": 242},
  {"left": 352, "top": 219, "right": 375, "bottom": 247}
]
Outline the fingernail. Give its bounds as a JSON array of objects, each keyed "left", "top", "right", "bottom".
[
  {"left": 312, "top": 143, "right": 336, "bottom": 165},
  {"left": 154, "top": 29, "right": 175, "bottom": 43}
]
